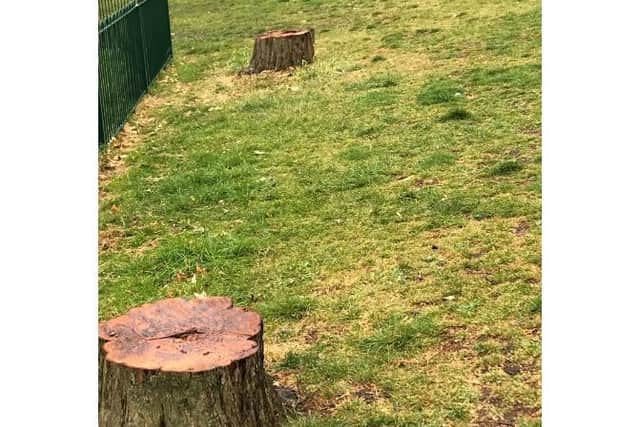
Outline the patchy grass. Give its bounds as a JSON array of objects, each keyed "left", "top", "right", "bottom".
[
  {"left": 419, "top": 152, "right": 456, "bottom": 170},
  {"left": 440, "top": 107, "right": 473, "bottom": 122},
  {"left": 357, "top": 312, "right": 443, "bottom": 358},
  {"left": 487, "top": 159, "right": 524, "bottom": 176},
  {"left": 259, "top": 296, "right": 318, "bottom": 320},
  {"left": 417, "top": 79, "right": 465, "bottom": 105},
  {"left": 99, "top": 0, "right": 541, "bottom": 425},
  {"left": 346, "top": 74, "right": 400, "bottom": 91}
]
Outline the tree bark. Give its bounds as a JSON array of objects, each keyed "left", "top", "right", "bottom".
[
  {"left": 99, "top": 297, "right": 283, "bottom": 427},
  {"left": 246, "top": 29, "right": 315, "bottom": 74}
]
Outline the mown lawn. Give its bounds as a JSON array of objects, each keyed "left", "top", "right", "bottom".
[{"left": 99, "top": 0, "right": 541, "bottom": 425}]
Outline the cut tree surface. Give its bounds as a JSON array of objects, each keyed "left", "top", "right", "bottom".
[
  {"left": 99, "top": 297, "right": 283, "bottom": 426},
  {"left": 99, "top": 297, "right": 261, "bottom": 372}
]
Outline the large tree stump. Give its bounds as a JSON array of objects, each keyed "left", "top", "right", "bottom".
[
  {"left": 99, "top": 297, "right": 283, "bottom": 427},
  {"left": 246, "top": 29, "right": 315, "bottom": 74}
]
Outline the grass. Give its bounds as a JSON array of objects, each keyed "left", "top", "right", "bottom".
[
  {"left": 417, "top": 79, "right": 465, "bottom": 105},
  {"left": 99, "top": 0, "right": 541, "bottom": 425},
  {"left": 346, "top": 74, "right": 400, "bottom": 91},
  {"left": 487, "top": 159, "right": 524, "bottom": 176},
  {"left": 439, "top": 107, "right": 473, "bottom": 122}
]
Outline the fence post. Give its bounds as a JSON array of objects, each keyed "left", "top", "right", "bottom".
[{"left": 163, "top": 0, "right": 173, "bottom": 59}]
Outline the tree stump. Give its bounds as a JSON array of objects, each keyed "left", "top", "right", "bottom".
[
  {"left": 99, "top": 297, "right": 283, "bottom": 427},
  {"left": 245, "top": 29, "right": 315, "bottom": 74}
]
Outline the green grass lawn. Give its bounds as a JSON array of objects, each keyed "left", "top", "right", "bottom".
[{"left": 99, "top": 0, "right": 541, "bottom": 425}]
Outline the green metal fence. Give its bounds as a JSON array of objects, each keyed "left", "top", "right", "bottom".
[{"left": 99, "top": 0, "right": 172, "bottom": 146}]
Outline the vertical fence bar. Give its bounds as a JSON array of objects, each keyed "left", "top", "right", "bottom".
[
  {"left": 136, "top": 0, "right": 151, "bottom": 86},
  {"left": 99, "top": 100, "right": 105, "bottom": 146}
]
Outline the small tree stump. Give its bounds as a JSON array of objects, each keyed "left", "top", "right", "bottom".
[
  {"left": 246, "top": 29, "right": 315, "bottom": 74},
  {"left": 99, "top": 297, "right": 283, "bottom": 427}
]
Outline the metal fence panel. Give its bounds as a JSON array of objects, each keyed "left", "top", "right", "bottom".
[
  {"left": 139, "top": 0, "right": 173, "bottom": 82},
  {"left": 99, "top": 0, "right": 172, "bottom": 146}
]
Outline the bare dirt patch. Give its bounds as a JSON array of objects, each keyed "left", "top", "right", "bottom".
[
  {"left": 513, "top": 220, "right": 530, "bottom": 236},
  {"left": 99, "top": 93, "right": 167, "bottom": 253},
  {"left": 99, "top": 94, "right": 165, "bottom": 188},
  {"left": 351, "top": 384, "right": 390, "bottom": 404}
]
